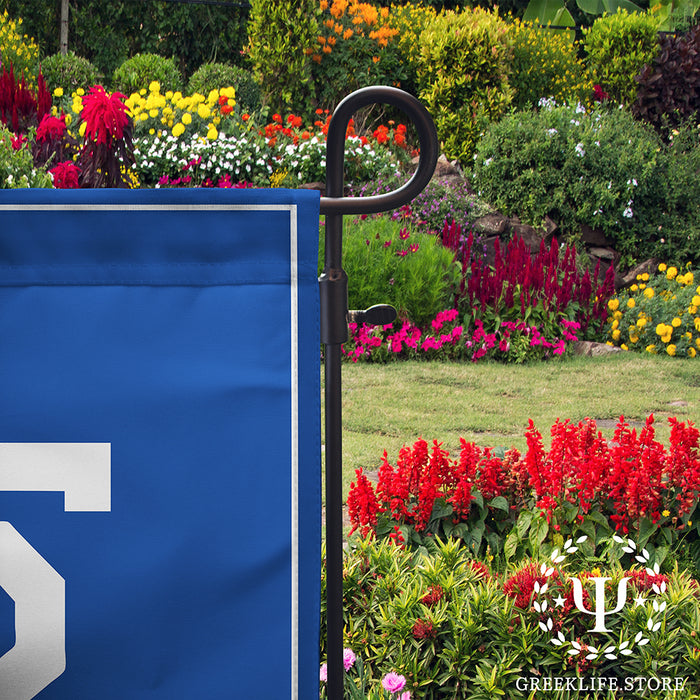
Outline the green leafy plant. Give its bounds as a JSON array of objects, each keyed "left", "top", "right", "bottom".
[
  {"left": 111, "top": 53, "right": 183, "bottom": 96},
  {"left": 416, "top": 7, "right": 514, "bottom": 165},
  {"left": 582, "top": 9, "right": 661, "bottom": 106},
  {"left": 39, "top": 51, "right": 102, "bottom": 95},
  {"left": 331, "top": 216, "right": 460, "bottom": 328},
  {"left": 605, "top": 263, "right": 700, "bottom": 357},
  {"left": 0, "top": 123, "right": 51, "bottom": 187},
  {"left": 321, "top": 536, "right": 700, "bottom": 699},
  {"left": 507, "top": 20, "right": 592, "bottom": 110},
  {"left": 471, "top": 100, "right": 662, "bottom": 262},
  {"left": 245, "top": 0, "right": 318, "bottom": 117}
]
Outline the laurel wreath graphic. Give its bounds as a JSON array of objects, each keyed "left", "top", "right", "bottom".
[{"left": 533, "top": 535, "right": 666, "bottom": 660}]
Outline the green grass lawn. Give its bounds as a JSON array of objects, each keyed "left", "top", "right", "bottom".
[{"left": 323, "top": 353, "right": 700, "bottom": 498}]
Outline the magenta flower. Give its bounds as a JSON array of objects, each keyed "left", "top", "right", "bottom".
[
  {"left": 343, "top": 648, "right": 356, "bottom": 671},
  {"left": 382, "top": 672, "right": 407, "bottom": 694}
]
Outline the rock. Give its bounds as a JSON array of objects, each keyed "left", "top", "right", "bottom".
[
  {"left": 621, "top": 259, "right": 657, "bottom": 287},
  {"left": 580, "top": 224, "right": 610, "bottom": 246},
  {"left": 509, "top": 217, "right": 547, "bottom": 253},
  {"left": 588, "top": 246, "right": 616, "bottom": 260},
  {"left": 572, "top": 341, "right": 622, "bottom": 356},
  {"left": 472, "top": 213, "right": 508, "bottom": 237},
  {"left": 433, "top": 153, "right": 462, "bottom": 179}
]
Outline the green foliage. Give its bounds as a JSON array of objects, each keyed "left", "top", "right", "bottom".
[
  {"left": 605, "top": 263, "right": 700, "bottom": 356},
  {"left": 321, "top": 536, "right": 700, "bottom": 699},
  {"left": 582, "top": 9, "right": 661, "bottom": 105},
  {"left": 471, "top": 101, "right": 663, "bottom": 261},
  {"left": 246, "top": 0, "right": 317, "bottom": 117},
  {"left": 40, "top": 51, "right": 101, "bottom": 94},
  {"left": 0, "top": 1, "right": 250, "bottom": 81},
  {"left": 330, "top": 216, "right": 459, "bottom": 328},
  {"left": 0, "top": 9, "right": 39, "bottom": 83},
  {"left": 633, "top": 24, "right": 700, "bottom": 133},
  {"left": 416, "top": 8, "right": 514, "bottom": 165},
  {"left": 0, "top": 124, "right": 51, "bottom": 187},
  {"left": 186, "top": 62, "right": 261, "bottom": 114},
  {"left": 507, "top": 20, "right": 593, "bottom": 109},
  {"left": 112, "top": 53, "right": 182, "bottom": 96}
]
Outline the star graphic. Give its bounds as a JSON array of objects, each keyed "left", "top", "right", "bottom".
[
  {"left": 553, "top": 594, "right": 567, "bottom": 607},
  {"left": 634, "top": 595, "right": 647, "bottom": 607}
]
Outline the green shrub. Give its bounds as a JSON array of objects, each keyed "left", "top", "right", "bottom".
[
  {"left": 111, "top": 53, "right": 182, "bottom": 96},
  {"left": 0, "top": 9, "right": 39, "bottom": 84},
  {"left": 186, "top": 62, "right": 261, "bottom": 113},
  {"left": 507, "top": 19, "right": 592, "bottom": 109},
  {"left": 245, "top": 0, "right": 317, "bottom": 117},
  {"left": 582, "top": 9, "right": 660, "bottom": 105},
  {"left": 471, "top": 101, "right": 663, "bottom": 262},
  {"left": 40, "top": 51, "right": 102, "bottom": 94},
  {"left": 633, "top": 23, "right": 700, "bottom": 133},
  {"left": 324, "top": 216, "right": 459, "bottom": 328},
  {"left": 0, "top": 124, "right": 51, "bottom": 187},
  {"left": 416, "top": 8, "right": 513, "bottom": 165}
]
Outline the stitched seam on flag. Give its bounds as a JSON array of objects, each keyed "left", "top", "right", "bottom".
[{"left": 290, "top": 204, "right": 299, "bottom": 700}]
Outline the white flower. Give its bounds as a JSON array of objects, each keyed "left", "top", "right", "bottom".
[
  {"left": 483, "top": 157, "right": 493, "bottom": 167},
  {"left": 575, "top": 143, "right": 585, "bottom": 157},
  {"left": 547, "top": 128, "right": 558, "bottom": 137},
  {"left": 623, "top": 207, "right": 633, "bottom": 218}
]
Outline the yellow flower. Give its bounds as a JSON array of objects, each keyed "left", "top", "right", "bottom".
[
  {"left": 690, "top": 305, "right": 698, "bottom": 315},
  {"left": 206, "top": 125, "right": 218, "bottom": 140},
  {"left": 689, "top": 347, "right": 697, "bottom": 358},
  {"left": 613, "top": 310, "right": 623, "bottom": 321},
  {"left": 612, "top": 329, "right": 621, "bottom": 341},
  {"left": 53, "top": 87, "right": 63, "bottom": 97},
  {"left": 693, "top": 295, "right": 700, "bottom": 306},
  {"left": 667, "top": 344, "right": 676, "bottom": 356},
  {"left": 641, "top": 272, "right": 649, "bottom": 281},
  {"left": 608, "top": 298, "right": 619, "bottom": 311},
  {"left": 627, "top": 298, "right": 635, "bottom": 309},
  {"left": 149, "top": 80, "right": 161, "bottom": 93},
  {"left": 643, "top": 287, "right": 654, "bottom": 299},
  {"left": 662, "top": 509, "right": 670, "bottom": 517},
  {"left": 197, "top": 103, "right": 211, "bottom": 120},
  {"left": 636, "top": 318, "right": 647, "bottom": 328},
  {"left": 667, "top": 266, "right": 678, "bottom": 279},
  {"left": 630, "top": 284, "right": 638, "bottom": 291},
  {"left": 658, "top": 263, "right": 667, "bottom": 272},
  {"left": 172, "top": 122, "right": 185, "bottom": 137},
  {"left": 612, "top": 319, "right": 619, "bottom": 330},
  {"left": 646, "top": 344, "right": 657, "bottom": 354},
  {"left": 656, "top": 323, "right": 668, "bottom": 336},
  {"left": 621, "top": 343, "right": 628, "bottom": 350},
  {"left": 671, "top": 317, "right": 682, "bottom": 327}
]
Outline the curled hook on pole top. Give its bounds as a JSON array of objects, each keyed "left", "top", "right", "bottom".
[{"left": 319, "top": 85, "right": 439, "bottom": 215}]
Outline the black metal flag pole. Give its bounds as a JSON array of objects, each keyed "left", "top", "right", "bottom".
[{"left": 319, "top": 86, "right": 438, "bottom": 700}]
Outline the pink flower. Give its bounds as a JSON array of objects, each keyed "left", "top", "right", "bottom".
[
  {"left": 382, "top": 672, "right": 407, "bottom": 694},
  {"left": 343, "top": 648, "right": 356, "bottom": 671},
  {"left": 49, "top": 161, "right": 81, "bottom": 189},
  {"left": 319, "top": 663, "right": 327, "bottom": 682},
  {"left": 398, "top": 693, "right": 411, "bottom": 700}
]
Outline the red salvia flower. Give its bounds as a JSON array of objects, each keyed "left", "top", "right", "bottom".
[{"left": 36, "top": 114, "right": 67, "bottom": 143}]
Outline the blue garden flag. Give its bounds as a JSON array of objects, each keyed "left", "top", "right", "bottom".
[{"left": 0, "top": 188, "right": 321, "bottom": 699}]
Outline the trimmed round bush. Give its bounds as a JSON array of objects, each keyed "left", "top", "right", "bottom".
[
  {"left": 111, "top": 53, "right": 182, "bottom": 96},
  {"left": 40, "top": 51, "right": 102, "bottom": 94},
  {"left": 186, "top": 62, "right": 261, "bottom": 112}
]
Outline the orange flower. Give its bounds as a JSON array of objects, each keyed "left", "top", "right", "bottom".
[
  {"left": 343, "top": 28, "right": 354, "bottom": 39},
  {"left": 330, "top": 0, "right": 348, "bottom": 18},
  {"left": 322, "top": 45, "right": 332, "bottom": 53},
  {"left": 320, "top": 0, "right": 328, "bottom": 9},
  {"left": 327, "top": 35, "right": 337, "bottom": 46},
  {"left": 241, "top": 113, "right": 250, "bottom": 121}
]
